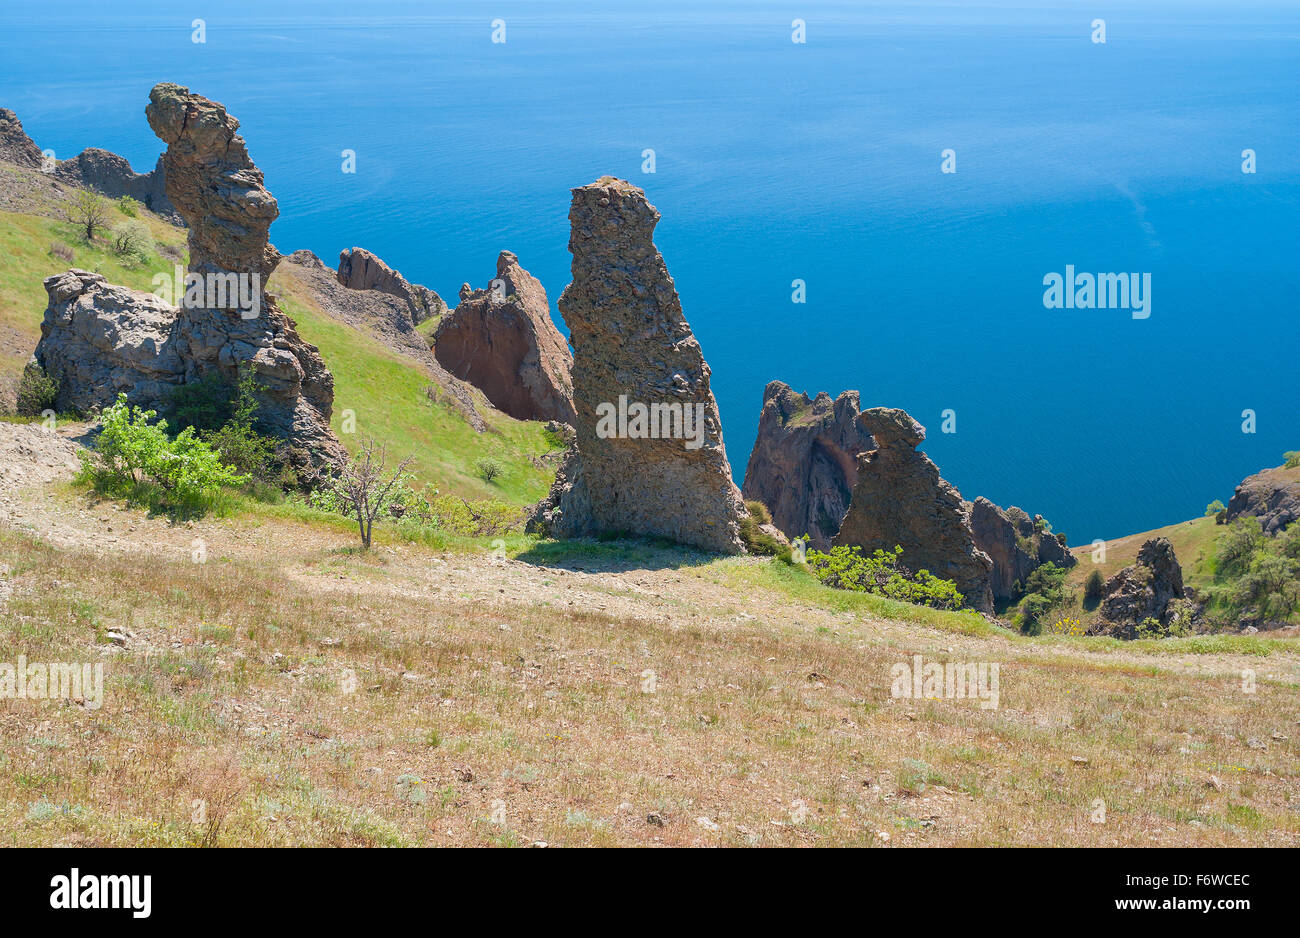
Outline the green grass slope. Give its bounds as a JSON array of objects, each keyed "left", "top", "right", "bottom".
[{"left": 0, "top": 200, "right": 560, "bottom": 504}]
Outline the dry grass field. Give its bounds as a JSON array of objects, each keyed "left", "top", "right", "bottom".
[{"left": 2, "top": 460, "right": 1297, "bottom": 847}]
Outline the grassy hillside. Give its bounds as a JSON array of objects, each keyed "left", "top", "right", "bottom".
[{"left": 0, "top": 199, "right": 560, "bottom": 504}]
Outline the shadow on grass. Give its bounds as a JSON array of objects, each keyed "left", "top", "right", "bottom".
[{"left": 512, "top": 534, "right": 724, "bottom": 573}]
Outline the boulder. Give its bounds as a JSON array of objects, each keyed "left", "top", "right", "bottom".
[
  {"left": 740, "top": 381, "right": 871, "bottom": 549},
  {"left": 968, "top": 496, "right": 1076, "bottom": 602},
  {"left": 528, "top": 177, "right": 746, "bottom": 553},
  {"left": 832, "top": 408, "right": 994, "bottom": 612},
  {"left": 336, "top": 247, "right": 445, "bottom": 325},
  {"left": 0, "top": 107, "right": 43, "bottom": 168},
  {"left": 33, "top": 84, "right": 344, "bottom": 481},
  {"left": 433, "top": 250, "right": 575, "bottom": 424},
  {"left": 1225, "top": 464, "right": 1300, "bottom": 536},
  {"left": 1094, "top": 537, "right": 1191, "bottom": 637}
]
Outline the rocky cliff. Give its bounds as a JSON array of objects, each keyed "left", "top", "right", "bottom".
[
  {"left": 529, "top": 177, "right": 746, "bottom": 553},
  {"left": 741, "top": 381, "right": 871, "bottom": 549},
  {"left": 53, "top": 148, "right": 177, "bottom": 221},
  {"left": 832, "top": 408, "right": 994, "bottom": 612},
  {"left": 433, "top": 250, "right": 575, "bottom": 424},
  {"left": 0, "top": 107, "right": 43, "bottom": 168},
  {"left": 336, "top": 247, "right": 445, "bottom": 325},
  {"left": 968, "top": 496, "right": 1075, "bottom": 602},
  {"left": 1225, "top": 464, "right": 1300, "bottom": 536},
  {"left": 1093, "top": 537, "right": 1193, "bottom": 637},
  {"left": 33, "top": 83, "right": 344, "bottom": 480}
]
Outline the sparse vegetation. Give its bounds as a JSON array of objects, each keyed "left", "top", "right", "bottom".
[
  {"left": 111, "top": 221, "right": 153, "bottom": 264},
  {"left": 739, "top": 499, "right": 791, "bottom": 560},
  {"left": 324, "top": 436, "right": 414, "bottom": 549},
  {"left": 66, "top": 190, "right": 110, "bottom": 241}
]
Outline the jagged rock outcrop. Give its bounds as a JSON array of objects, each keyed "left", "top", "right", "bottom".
[
  {"left": 32, "top": 83, "right": 344, "bottom": 480},
  {"left": 282, "top": 250, "right": 485, "bottom": 431},
  {"left": 0, "top": 107, "right": 43, "bottom": 168},
  {"left": 337, "top": 247, "right": 445, "bottom": 325},
  {"left": 433, "top": 250, "right": 575, "bottom": 424},
  {"left": 35, "top": 269, "right": 184, "bottom": 411},
  {"left": 53, "top": 149, "right": 177, "bottom": 220},
  {"left": 968, "top": 496, "right": 1076, "bottom": 602},
  {"left": 1093, "top": 537, "right": 1194, "bottom": 637},
  {"left": 832, "top": 408, "right": 994, "bottom": 612},
  {"left": 1225, "top": 464, "right": 1300, "bottom": 536},
  {"left": 741, "top": 381, "right": 872, "bottom": 549},
  {"left": 528, "top": 177, "right": 746, "bottom": 553}
]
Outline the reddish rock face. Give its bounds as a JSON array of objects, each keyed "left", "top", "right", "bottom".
[
  {"left": 432, "top": 251, "right": 575, "bottom": 424},
  {"left": 833, "top": 408, "right": 994, "bottom": 612},
  {"left": 741, "top": 381, "right": 872, "bottom": 549},
  {"left": 336, "top": 247, "right": 445, "bottom": 325},
  {"left": 968, "top": 497, "right": 1075, "bottom": 602},
  {"left": 529, "top": 177, "right": 747, "bottom": 553}
]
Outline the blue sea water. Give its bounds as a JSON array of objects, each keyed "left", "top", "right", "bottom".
[{"left": 2, "top": 0, "right": 1297, "bottom": 543}]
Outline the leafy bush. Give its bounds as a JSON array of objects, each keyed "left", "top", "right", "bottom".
[
  {"left": 78, "top": 395, "right": 247, "bottom": 515},
  {"left": 198, "top": 371, "right": 288, "bottom": 486},
  {"left": 15, "top": 363, "right": 60, "bottom": 417},
  {"left": 1285, "top": 451, "right": 1300, "bottom": 469},
  {"left": 806, "top": 544, "right": 965, "bottom": 610},
  {"left": 1082, "top": 568, "right": 1104, "bottom": 609},
  {"left": 162, "top": 372, "right": 238, "bottom": 434},
  {"left": 117, "top": 195, "right": 141, "bottom": 217},
  {"left": 1205, "top": 499, "right": 1226, "bottom": 517},
  {"left": 476, "top": 457, "right": 502, "bottom": 483},
  {"left": 111, "top": 221, "right": 153, "bottom": 263},
  {"left": 1017, "top": 562, "right": 1070, "bottom": 634}
]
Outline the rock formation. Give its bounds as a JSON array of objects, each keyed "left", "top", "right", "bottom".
[
  {"left": 1225, "top": 464, "right": 1300, "bottom": 536},
  {"left": 53, "top": 148, "right": 177, "bottom": 221},
  {"left": 832, "top": 408, "right": 994, "bottom": 612},
  {"left": 282, "top": 250, "right": 485, "bottom": 431},
  {"left": 968, "top": 497, "right": 1075, "bottom": 602},
  {"left": 433, "top": 250, "right": 576, "bottom": 424},
  {"left": 336, "top": 247, "right": 445, "bottom": 325},
  {"left": 741, "top": 381, "right": 872, "bottom": 549},
  {"left": 0, "top": 107, "right": 43, "bottom": 168},
  {"left": 1093, "top": 537, "right": 1193, "bottom": 637},
  {"left": 32, "top": 83, "right": 344, "bottom": 480},
  {"left": 528, "top": 177, "right": 746, "bottom": 553}
]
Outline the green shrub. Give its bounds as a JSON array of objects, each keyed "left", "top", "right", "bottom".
[
  {"left": 1284, "top": 451, "right": 1300, "bottom": 469},
  {"left": 15, "top": 363, "right": 60, "bottom": 417},
  {"left": 1205, "top": 499, "right": 1226, "bottom": 517},
  {"left": 111, "top": 221, "right": 153, "bottom": 263},
  {"left": 476, "top": 457, "right": 502, "bottom": 483},
  {"left": 117, "top": 195, "right": 141, "bottom": 218},
  {"left": 1017, "top": 561, "right": 1070, "bottom": 633},
  {"left": 198, "top": 371, "right": 288, "bottom": 486},
  {"left": 78, "top": 395, "right": 247, "bottom": 516},
  {"left": 1082, "top": 568, "right": 1104, "bottom": 609},
  {"left": 162, "top": 372, "right": 238, "bottom": 434},
  {"left": 806, "top": 544, "right": 964, "bottom": 610},
  {"left": 739, "top": 500, "right": 790, "bottom": 560}
]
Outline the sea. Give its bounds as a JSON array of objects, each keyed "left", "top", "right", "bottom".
[{"left": 3, "top": 0, "right": 1297, "bottom": 543}]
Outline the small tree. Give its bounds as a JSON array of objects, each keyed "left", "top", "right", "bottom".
[
  {"left": 67, "top": 190, "right": 109, "bottom": 241},
  {"left": 333, "top": 437, "right": 413, "bottom": 549},
  {"left": 1205, "top": 499, "right": 1226, "bottom": 517}
]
